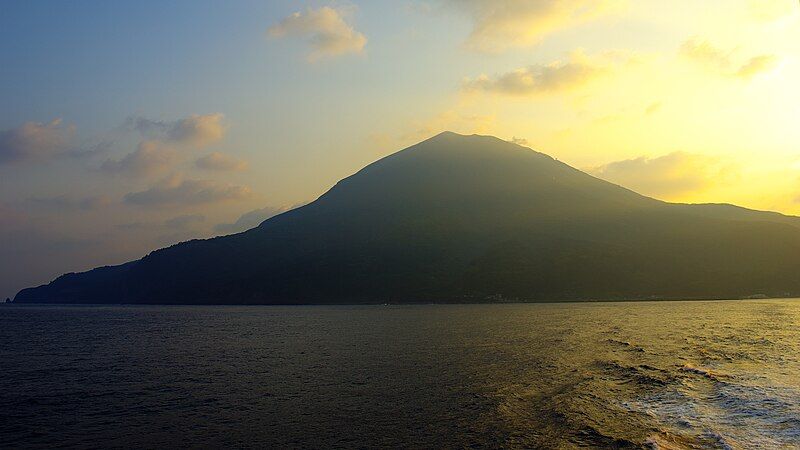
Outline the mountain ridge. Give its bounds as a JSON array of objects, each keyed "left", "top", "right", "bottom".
[{"left": 14, "top": 132, "right": 800, "bottom": 304}]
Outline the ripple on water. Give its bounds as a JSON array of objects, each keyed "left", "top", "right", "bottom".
[
  {"left": 0, "top": 300, "right": 798, "bottom": 448},
  {"left": 625, "top": 362, "right": 800, "bottom": 449}
]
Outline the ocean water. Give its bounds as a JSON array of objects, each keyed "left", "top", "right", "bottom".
[{"left": 1, "top": 300, "right": 798, "bottom": 449}]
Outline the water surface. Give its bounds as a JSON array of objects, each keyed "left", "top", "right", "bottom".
[{"left": 1, "top": 300, "right": 799, "bottom": 448}]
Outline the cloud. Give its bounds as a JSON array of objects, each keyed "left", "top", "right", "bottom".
[
  {"left": 214, "top": 205, "right": 297, "bottom": 234},
  {"left": 116, "top": 222, "right": 147, "bottom": 231},
  {"left": 124, "top": 174, "right": 252, "bottom": 206},
  {"left": 125, "top": 113, "right": 226, "bottom": 147},
  {"left": 268, "top": 6, "right": 367, "bottom": 61},
  {"left": 0, "top": 119, "right": 75, "bottom": 164},
  {"left": 66, "top": 141, "right": 113, "bottom": 159},
  {"left": 747, "top": 0, "right": 797, "bottom": 22},
  {"left": 463, "top": 51, "right": 612, "bottom": 96},
  {"left": 680, "top": 38, "right": 731, "bottom": 69},
  {"left": 124, "top": 116, "right": 170, "bottom": 136},
  {"left": 645, "top": 102, "right": 662, "bottom": 115},
  {"left": 403, "top": 110, "right": 496, "bottom": 143},
  {"left": 736, "top": 55, "right": 779, "bottom": 79},
  {"left": 681, "top": 38, "right": 778, "bottom": 79},
  {"left": 106, "top": 113, "right": 227, "bottom": 177},
  {"left": 164, "top": 214, "right": 206, "bottom": 229},
  {"left": 26, "top": 195, "right": 112, "bottom": 211},
  {"left": 167, "top": 114, "right": 227, "bottom": 147},
  {"left": 589, "top": 152, "right": 736, "bottom": 199},
  {"left": 510, "top": 137, "right": 530, "bottom": 146},
  {"left": 0, "top": 203, "right": 108, "bottom": 300},
  {"left": 102, "top": 140, "right": 174, "bottom": 177},
  {"left": 116, "top": 214, "right": 207, "bottom": 231},
  {"left": 195, "top": 152, "right": 249, "bottom": 171},
  {"left": 449, "top": 0, "right": 624, "bottom": 53}
]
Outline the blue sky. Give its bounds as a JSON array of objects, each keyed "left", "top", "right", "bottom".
[{"left": 1, "top": 0, "right": 799, "bottom": 298}]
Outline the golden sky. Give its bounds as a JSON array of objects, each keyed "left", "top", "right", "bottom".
[
  {"left": 394, "top": 0, "right": 800, "bottom": 213},
  {"left": 1, "top": 0, "right": 799, "bottom": 297}
]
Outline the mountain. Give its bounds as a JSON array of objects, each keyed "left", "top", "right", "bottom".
[{"left": 15, "top": 132, "right": 800, "bottom": 304}]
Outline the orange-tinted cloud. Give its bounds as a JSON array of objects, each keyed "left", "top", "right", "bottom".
[
  {"left": 0, "top": 119, "right": 74, "bottom": 164},
  {"left": 167, "top": 113, "right": 227, "bottom": 147},
  {"left": 106, "top": 113, "right": 228, "bottom": 177},
  {"left": 268, "top": 6, "right": 367, "bottom": 61},
  {"left": 102, "top": 140, "right": 174, "bottom": 177}
]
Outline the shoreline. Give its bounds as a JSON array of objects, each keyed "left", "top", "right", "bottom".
[{"left": 5, "top": 296, "right": 799, "bottom": 307}]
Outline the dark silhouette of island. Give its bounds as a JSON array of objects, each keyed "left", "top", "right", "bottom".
[{"left": 14, "top": 132, "right": 800, "bottom": 304}]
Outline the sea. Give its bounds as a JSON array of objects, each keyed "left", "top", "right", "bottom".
[{"left": 1, "top": 300, "right": 798, "bottom": 449}]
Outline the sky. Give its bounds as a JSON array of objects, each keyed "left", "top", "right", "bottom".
[{"left": 1, "top": 0, "right": 799, "bottom": 299}]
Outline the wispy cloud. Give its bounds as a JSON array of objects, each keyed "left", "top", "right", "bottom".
[
  {"left": 124, "top": 174, "right": 252, "bottom": 206},
  {"left": 164, "top": 214, "right": 206, "bottom": 229},
  {"left": 116, "top": 214, "right": 207, "bottom": 231},
  {"left": 747, "top": 0, "right": 797, "bottom": 22},
  {"left": 268, "top": 6, "right": 367, "bottom": 61},
  {"left": 510, "top": 137, "right": 530, "bottom": 146},
  {"left": 463, "top": 50, "right": 619, "bottom": 96},
  {"left": 124, "top": 116, "right": 170, "bottom": 136},
  {"left": 449, "top": 0, "right": 625, "bottom": 53},
  {"left": 645, "top": 102, "right": 662, "bottom": 115},
  {"left": 736, "top": 55, "right": 779, "bottom": 79},
  {"left": 26, "top": 195, "right": 112, "bottom": 212},
  {"left": 125, "top": 113, "right": 227, "bottom": 147},
  {"left": 403, "top": 110, "right": 496, "bottom": 143},
  {"left": 681, "top": 38, "right": 778, "bottom": 79},
  {"left": 195, "top": 152, "right": 248, "bottom": 171},
  {"left": 0, "top": 210, "right": 104, "bottom": 299},
  {"left": 589, "top": 152, "right": 737, "bottom": 199},
  {"left": 214, "top": 205, "right": 299, "bottom": 234}
]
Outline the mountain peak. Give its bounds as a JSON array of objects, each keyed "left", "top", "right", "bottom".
[
  {"left": 389, "top": 131, "right": 541, "bottom": 165},
  {"left": 426, "top": 130, "right": 510, "bottom": 145},
  {"left": 14, "top": 133, "right": 800, "bottom": 304}
]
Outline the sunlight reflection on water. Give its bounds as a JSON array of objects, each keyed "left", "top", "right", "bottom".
[{"left": 1, "top": 300, "right": 798, "bottom": 448}]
